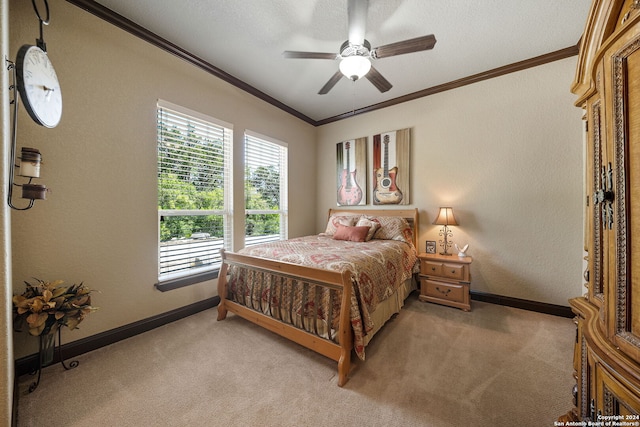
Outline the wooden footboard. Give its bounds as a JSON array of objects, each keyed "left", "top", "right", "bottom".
[{"left": 216, "top": 249, "right": 354, "bottom": 386}]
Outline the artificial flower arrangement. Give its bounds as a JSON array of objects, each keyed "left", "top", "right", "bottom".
[{"left": 13, "top": 278, "right": 98, "bottom": 336}]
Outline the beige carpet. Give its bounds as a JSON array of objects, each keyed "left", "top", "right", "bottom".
[{"left": 16, "top": 295, "right": 575, "bottom": 426}]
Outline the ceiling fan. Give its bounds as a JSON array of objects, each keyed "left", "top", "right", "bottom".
[{"left": 283, "top": 0, "right": 436, "bottom": 95}]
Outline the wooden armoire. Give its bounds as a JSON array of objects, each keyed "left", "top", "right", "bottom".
[{"left": 561, "top": 0, "right": 640, "bottom": 421}]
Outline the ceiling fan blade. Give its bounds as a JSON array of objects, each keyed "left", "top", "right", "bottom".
[
  {"left": 318, "top": 70, "right": 344, "bottom": 95},
  {"left": 348, "top": 0, "right": 368, "bottom": 45},
  {"left": 282, "top": 51, "right": 338, "bottom": 60},
  {"left": 372, "top": 34, "right": 437, "bottom": 59},
  {"left": 365, "top": 66, "right": 392, "bottom": 93}
]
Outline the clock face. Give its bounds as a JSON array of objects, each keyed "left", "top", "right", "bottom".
[{"left": 16, "top": 45, "right": 63, "bottom": 128}]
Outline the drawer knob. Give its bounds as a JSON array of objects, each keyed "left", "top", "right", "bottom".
[
  {"left": 435, "top": 286, "right": 451, "bottom": 296},
  {"left": 451, "top": 270, "right": 456, "bottom": 274},
  {"left": 431, "top": 267, "right": 436, "bottom": 271}
]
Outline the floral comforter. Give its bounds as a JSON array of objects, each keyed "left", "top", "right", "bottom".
[{"left": 227, "top": 235, "right": 418, "bottom": 360}]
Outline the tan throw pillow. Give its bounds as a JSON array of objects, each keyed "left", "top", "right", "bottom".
[{"left": 370, "top": 216, "right": 413, "bottom": 244}]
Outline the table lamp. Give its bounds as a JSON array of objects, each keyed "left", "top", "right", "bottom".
[{"left": 433, "top": 207, "right": 458, "bottom": 255}]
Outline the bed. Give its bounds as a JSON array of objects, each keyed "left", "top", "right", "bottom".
[{"left": 216, "top": 208, "right": 419, "bottom": 386}]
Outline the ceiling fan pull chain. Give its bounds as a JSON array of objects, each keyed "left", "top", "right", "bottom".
[{"left": 351, "top": 80, "right": 356, "bottom": 115}]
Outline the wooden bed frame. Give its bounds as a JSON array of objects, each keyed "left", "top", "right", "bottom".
[{"left": 216, "top": 208, "right": 419, "bottom": 386}]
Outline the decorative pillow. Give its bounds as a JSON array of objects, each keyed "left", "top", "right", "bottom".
[
  {"left": 370, "top": 216, "right": 414, "bottom": 244},
  {"left": 332, "top": 225, "right": 370, "bottom": 242},
  {"left": 356, "top": 217, "right": 381, "bottom": 241},
  {"left": 323, "top": 214, "right": 358, "bottom": 235}
]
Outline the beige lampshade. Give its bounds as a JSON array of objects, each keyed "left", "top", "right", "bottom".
[{"left": 433, "top": 207, "right": 459, "bottom": 226}]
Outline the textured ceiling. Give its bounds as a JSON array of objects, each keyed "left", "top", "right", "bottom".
[{"left": 92, "top": 0, "right": 592, "bottom": 123}]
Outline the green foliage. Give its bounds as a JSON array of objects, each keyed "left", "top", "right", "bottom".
[
  {"left": 158, "top": 172, "right": 225, "bottom": 241},
  {"left": 245, "top": 213, "right": 280, "bottom": 236},
  {"left": 247, "top": 165, "right": 280, "bottom": 208},
  {"left": 244, "top": 165, "right": 281, "bottom": 236}
]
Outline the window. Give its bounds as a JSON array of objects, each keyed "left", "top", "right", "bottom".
[
  {"left": 244, "top": 131, "right": 287, "bottom": 247},
  {"left": 156, "top": 100, "right": 232, "bottom": 289}
]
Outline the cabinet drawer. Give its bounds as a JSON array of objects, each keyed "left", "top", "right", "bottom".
[
  {"left": 422, "top": 279, "right": 465, "bottom": 303},
  {"left": 421, "top": 260, "right": 442, "bottom": 276},
  {"left": 442, "top": 263, "right": 465, "bottom": 281},
  {"left": 420, "top": 259, "right": 469, "bottom": 282},
  {"left": 595, "top": 361, "right": 640, "bottom": 415}
]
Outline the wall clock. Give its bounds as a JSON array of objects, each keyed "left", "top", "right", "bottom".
[{"left": 15, "top": 44, "right": 62, "bottom": 128}]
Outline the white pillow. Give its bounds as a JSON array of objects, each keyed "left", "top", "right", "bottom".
[
  {"left": 356, "top": 217, "right": 381, "bottom": 241},
  {"left": 323, "top": 214, "right": 358, "bottom": 235}
]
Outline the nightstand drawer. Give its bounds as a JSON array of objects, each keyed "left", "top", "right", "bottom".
[
  {"left": 422, "top": 279, "right": 465, "bottom": 303},
  {"left": 421, "top": 260, "right": 442, "bottom": 276},
  {"left": 442, "top": 263, "right": 465, "bottom": 281},
  {"left": 420, "top": 260, "right": 468, "bottom": 282}
]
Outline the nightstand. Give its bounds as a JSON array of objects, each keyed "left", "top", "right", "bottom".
[{"left": 418, "top": 253, "right": 472, "bottom": 311}]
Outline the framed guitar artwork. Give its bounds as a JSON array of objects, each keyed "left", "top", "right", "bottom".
[
  {"left": 336, "top": 137, "right": 367, "bottom": 206},
  {"left": 372, "top": 128, "right": 410, "bottom": 205}
]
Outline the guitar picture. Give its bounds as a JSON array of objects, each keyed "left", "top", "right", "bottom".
[
  {"left": 374, "top": 135, "right": 403, "bottom": 204},
  {"left": 337, "top": 141, "right": 363, "bottom": 205}
]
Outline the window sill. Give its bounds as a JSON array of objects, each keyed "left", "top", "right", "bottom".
[{"left": 155, "top": 269, "right": 219, "bottom": 292}]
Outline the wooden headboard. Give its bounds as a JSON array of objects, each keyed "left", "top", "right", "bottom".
[{"left": 327, "top": 208, "right": 419, "bottom": 249}]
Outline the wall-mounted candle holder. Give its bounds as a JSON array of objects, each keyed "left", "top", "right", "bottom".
[
  {"left": 8, "top": 146, "right": 49, "bottom": 210},
  {"left": 7, "top": 59, "right": 50, "bottom": 210}
]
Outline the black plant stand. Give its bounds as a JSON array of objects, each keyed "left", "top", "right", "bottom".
[{"left": 29, "top": 328, "right": 79, "bottom": 393}]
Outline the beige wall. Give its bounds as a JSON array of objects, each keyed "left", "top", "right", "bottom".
[
  {"left": 8, "top": 0, "right": 317, "bottom": 358},
  {"left": 317, "top": 57, "right": 585, "bottom": 306}
]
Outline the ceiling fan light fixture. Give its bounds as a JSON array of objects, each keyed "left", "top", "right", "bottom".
[
  {"left": 283, "top": 0, "right": 436, "bottom": 95},
  {"left": 339, "top": 55, "right": 371, "bottom": 81}
]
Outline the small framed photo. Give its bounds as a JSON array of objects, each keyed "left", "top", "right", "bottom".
[{"left": 425, "top": 240, "right": 436, "bottom": 254}]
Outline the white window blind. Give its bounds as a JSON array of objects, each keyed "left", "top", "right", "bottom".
[
  {"left": 157, "top": 100, "right": 232, "bottom": 283},
  {"left": 244, "top": 131, "right": 287, "bottom": 246}
]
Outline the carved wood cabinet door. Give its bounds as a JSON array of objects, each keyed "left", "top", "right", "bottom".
[
  {"left": 603, "top": 28, "right": 640, "bottom": 359},
  {"left": 585, "top": 58, "right": 607, "bottom": 309}
]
